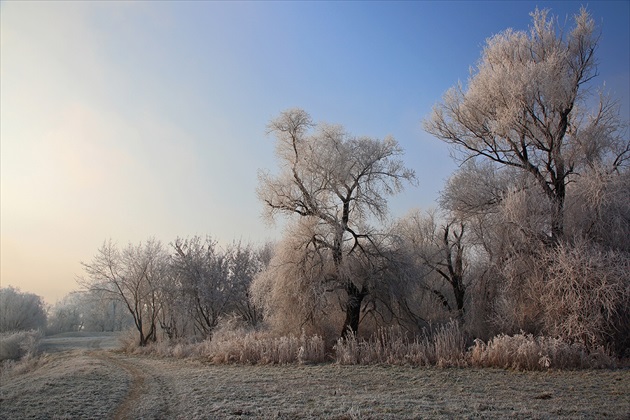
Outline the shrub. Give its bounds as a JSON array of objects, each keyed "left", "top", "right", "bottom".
[
  {"left": 0, "top": 330, "right": 42, "bottom": 362},
  {"left": 537, "top": 240, "right": 630, "bottom": 353},
  {"left": 492, "top": 238, "right": 630, "bottom": 355}
]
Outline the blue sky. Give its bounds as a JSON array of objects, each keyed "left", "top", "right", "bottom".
[{"left": 1, "top": 1, "right": 628, "bottom": 303}]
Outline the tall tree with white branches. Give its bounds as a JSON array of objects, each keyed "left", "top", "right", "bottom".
[
  {"left": 425, "top": 8, "right": 629, "bottom": 243},
  {"left": 258, "top": 108, "right": 415, "bottom": 337}
]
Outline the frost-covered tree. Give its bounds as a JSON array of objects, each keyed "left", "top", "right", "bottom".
[
  {"left": 425, "top": 8, "right": 629, "bottom": 242},
  {"left": 258, "top": 108, "right": 415, "bottom": 337},
  {"left": 79, "top": 239, "right": 169, "bottom": 346},
  {"left": 426, "top": 8, "right": 630, "bottom": 351},
  {"left": 171, "top": 236, "right": 230, "bottom": 337},
  {"left": 47, "top": 291, "right": 132, "bottom": 334},
  {"left": 225, "top": 241, "right": 265, "bottom": 326},
  {"left": 394, "top": 210, "right": 468, "bottom": 318},
  {"left": 250, "top": 220, "right": 340, "bottom": 337},
  {"left": 0, "top": 286, "right": 47, "bottom": 333}
]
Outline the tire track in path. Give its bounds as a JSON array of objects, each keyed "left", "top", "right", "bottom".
[{"left": 89, "top": 351, "right": 174, "bottom": 419}]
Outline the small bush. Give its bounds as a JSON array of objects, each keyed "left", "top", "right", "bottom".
[
  {"left": 470, "top": 333, "right": 615, "bottom": 370},
  {"left": 493, "top": 239, "right": 630, "bottom": 354},
  {"left": 0, "top": 330, "right": 41, "bottom": 362}
]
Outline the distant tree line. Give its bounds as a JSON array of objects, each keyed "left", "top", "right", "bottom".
[
  {"left": 79, "top": 238, "right": 271, "bottom": 346},
  {"left": 0, "top": 286, "right": 47, "bottom": 333},
  {"left": 46, "top": 289, "right": 133, "bottom": 335}
]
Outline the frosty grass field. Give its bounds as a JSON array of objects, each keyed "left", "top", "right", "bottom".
[{"left": 0, "top": 332, "right": 628, "bottom": 419}]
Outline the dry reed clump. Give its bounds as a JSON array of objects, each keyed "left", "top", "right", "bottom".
[
  {"left": 116, "top": 321, "right": 619, "bottom": 371},
  {"left": 204, "top": 326, "right": 326, "bottom": 364},
  {"left": 470, "top": 333, "right": 615, "bottom": 370},
  {"left": 334, "top": 321, "right": 467, "bottom": 367}
]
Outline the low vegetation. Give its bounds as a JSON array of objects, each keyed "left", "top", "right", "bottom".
[
  {"left": 0, "top": 330, "right": 41, "bottom": 362},
  {"left": 117, "top": 320, "right": 621, "bottom": 370},
  {"left": 2, "top": 339, "right": 628, "bottom": 419}
]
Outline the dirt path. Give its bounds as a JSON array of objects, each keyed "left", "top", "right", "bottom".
[
  {"left": 108, "top": 354, "right": 148, "bottom": 420},
  {"left": 1, "top": 334, "right": 178, "bottom": 419},
  {"left": 90, "top": 351, "right": 175, "bottom": 419}
]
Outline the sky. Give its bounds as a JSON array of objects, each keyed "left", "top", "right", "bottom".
[{"left": 1, "top": 1, "right": 629, "bottom": 304}]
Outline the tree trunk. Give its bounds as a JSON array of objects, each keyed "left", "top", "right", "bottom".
[
  {"left": 550, "top": 190, "right": 565, "bottom": 243},
  {"left": 340, "top": 282, "right": 367, "bottom": 339},
  {"left": 453, "top": 278, "right": 465, "bottom": 318}
]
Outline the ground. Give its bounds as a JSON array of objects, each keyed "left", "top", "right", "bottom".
[{"left": 0, "top": 333, "right": 628, "bottom": 419}]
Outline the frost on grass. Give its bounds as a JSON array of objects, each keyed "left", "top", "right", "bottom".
[
  {"left": 3, "top": 350, "right": 629, "bottom": 419},
  {"left": 0, "top": 352, "right": 129, "bottom": 420}
]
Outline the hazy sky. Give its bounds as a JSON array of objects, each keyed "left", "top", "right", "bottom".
[{"left": 2, "top": 1, "right": 628, "bottom": 304}]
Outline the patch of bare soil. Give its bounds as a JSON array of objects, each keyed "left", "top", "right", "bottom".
[{"left": 1, "top": 339, "right": 629, "bottom": 419}]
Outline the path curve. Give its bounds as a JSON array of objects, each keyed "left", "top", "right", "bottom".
[{"left": 89, "top": 351, "right": 174, "bottom": 419}]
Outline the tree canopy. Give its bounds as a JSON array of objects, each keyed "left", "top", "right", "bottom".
[{"left": 425, "top": 8, "right": 628, "bottom": 241}]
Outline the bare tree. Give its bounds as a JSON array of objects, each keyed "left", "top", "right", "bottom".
[
  {"left": 79, "top": 239, "right": 169, "bottom": 346},
  {"left": 258, "top": 108, "right": 415, "bottom": 337},
  {"left": 394, "top": 210, "right": 469, "bottom": 319},
  {"left": 225, "top": 241, "right": 265, "bottom": 326},
  {"left": 171, "top": 236, "right": 230, "bottom": 338},
  {"left": 425, "top": 8, "right": 629, "bottom": 242},
  {"left": 155, "top": 268, "right": 191, "bottom": 340}
]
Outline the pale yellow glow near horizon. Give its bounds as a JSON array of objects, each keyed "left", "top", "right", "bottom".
[
  {"left": 0, "top": 3, "right": 204, "bottom": 304},
  {"left": 1, "top": 2, "right": 278, "bottom": 304}
]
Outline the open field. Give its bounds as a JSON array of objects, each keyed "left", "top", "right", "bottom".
[{"left": 1, "top": 333, "right": 628, "bottom": 419}]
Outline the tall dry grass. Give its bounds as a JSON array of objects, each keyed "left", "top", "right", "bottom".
[
  {"left": 205, "top": 328, "right": 326, "bottom": 364},
  {"left": 334, "top": 321, "right": 467, "bottom": 367},
  {"left": 117, "top": 319, "right": 619, "bottom": 370},
  {"left": 470, "top": 333, "right": 615, "bottom": 370},
  {"left": 119, "top": 319, "right": 327, "bottom": 365}
]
